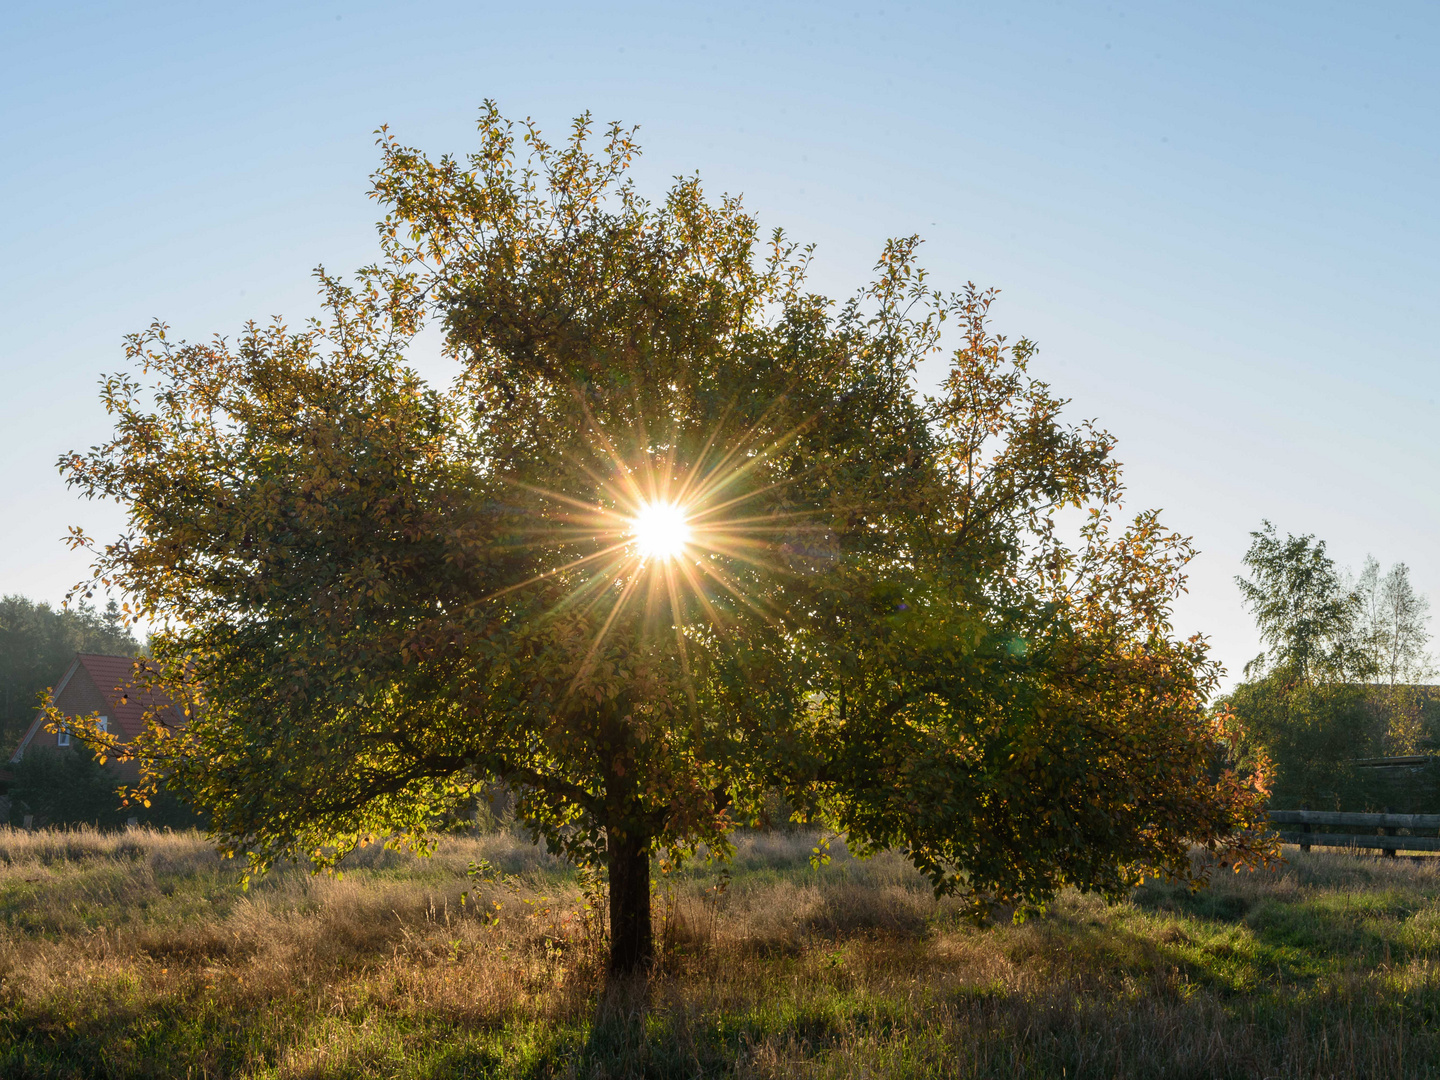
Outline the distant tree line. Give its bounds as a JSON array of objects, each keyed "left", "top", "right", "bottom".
[{"left": 1224, "top": 522, "right": 1437, "bottom": 809}]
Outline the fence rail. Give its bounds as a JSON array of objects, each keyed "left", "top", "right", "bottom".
[
  {"left": 1270, "top": 810, "right": 1440, "bottom": 829},
  {"left": 1269, "top": 809, "right": 1440, "bottom": 855}
]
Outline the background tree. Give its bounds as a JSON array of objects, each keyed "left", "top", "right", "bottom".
[
  {"left": 1234, "top": 521, "right": 1361, "bottom": 684},
  {"left": 1353, "top": 558, "right": 1433, "bottom": 687},
  {"left": 1352, "top": 557, "right": 1434, "bottom": 755},
  {"left": 60, "top": 104, "right": 1273, "bottom": 977},
  {"left": 7, "top": 745, "right": 130, "bottom": 828},
  {"left": 1228, "top": 524, "right": 1438, "bottom": 803},
  {"left": 0, "top": 595, "right": 139, "bottom": 756},
  {"left": 1230, "top": 523, "right": 1369, "bottom": 805}
]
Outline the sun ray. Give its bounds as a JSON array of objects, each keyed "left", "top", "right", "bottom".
[
  {"left": 663, "top": 561, "right": 698, "bottom": 708},
  {"left": 568, "top": 567, "right": 646, "bottom": 697},
  {"left": 671, "top": 407, "right": 818, "bottom": 510},
  {"left": 477, "top": 539, "right": 637, "bottom": 604},
  {"left": 548, "top": 559, "right": 638, "bottom": 619},
  {"left": 687, "top": 554, "right": 783, "bottom": 620},
  {"left": 670, "top": 556, "right": 732, "bottom": 632}
]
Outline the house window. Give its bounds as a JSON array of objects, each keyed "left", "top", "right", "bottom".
[{"left": 56, "top": 717, "right": 103, "bottom": 747}]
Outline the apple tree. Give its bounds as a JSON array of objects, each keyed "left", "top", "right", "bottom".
[{"left": 60, "top": 104, "right": 1273, "bottom": 976}]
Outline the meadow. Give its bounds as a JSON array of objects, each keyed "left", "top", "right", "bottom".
[{"left": 1, "top": 825, "right": 1438, "bottom": 1079}]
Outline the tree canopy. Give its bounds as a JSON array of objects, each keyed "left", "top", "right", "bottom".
[{"left": 60, "top": 104, "right": 1272, "bottom": 975}]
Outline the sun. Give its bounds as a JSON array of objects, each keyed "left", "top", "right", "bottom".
[{"left": 631, "top": 501, "right": 692, "bottom": 561}]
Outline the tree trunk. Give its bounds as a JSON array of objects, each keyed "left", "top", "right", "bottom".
[{"left": 606, "top": 823, "right": 653, "bottom": 977}]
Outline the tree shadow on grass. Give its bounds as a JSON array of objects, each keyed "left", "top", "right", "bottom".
[
  {"left": 0, "top": 991, "right": 275, "bottom": 1080},
  {"left": 1132, "top": 873, "right": 1423, "bottom": 984}
]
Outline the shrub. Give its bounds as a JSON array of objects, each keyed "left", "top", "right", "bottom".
[{"left": 7, "top": 746, "right": 203, "bottom": 829}]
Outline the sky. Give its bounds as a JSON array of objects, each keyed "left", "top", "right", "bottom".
[{"left": 2, "top": 1, "right": 1437, "bottom": 689}]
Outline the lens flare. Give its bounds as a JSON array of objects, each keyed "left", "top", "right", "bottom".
[
  {"left": 474, "top": 413, "right": 817, "bottom": 700},
  {"left": 632, "top": 501, "right": 692, "bottom": 561}
]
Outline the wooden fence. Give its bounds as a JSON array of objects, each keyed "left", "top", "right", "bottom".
[{"left": 1270, "top": 809, "right": 1440, "bottom": 855}]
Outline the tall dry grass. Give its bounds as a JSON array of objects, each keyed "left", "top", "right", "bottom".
[{"left": 1, "top": 826, "right": 1438, "bottom": 1077}]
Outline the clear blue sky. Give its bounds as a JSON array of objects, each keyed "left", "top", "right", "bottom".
[{"left": 3, "top": 1, "right": 1437, "bottom": 688}]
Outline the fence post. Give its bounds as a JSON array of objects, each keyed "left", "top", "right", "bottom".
[
  {"left": 1300, "top": 804, "right": 1311, "bottom": 853},
  {"left": 1384, "top": 806, "right": 1398, "bottom": 859}
]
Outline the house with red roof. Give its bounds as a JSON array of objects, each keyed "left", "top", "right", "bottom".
[{"left": 10, "top": 653, "right": 176, "bottom": 777}]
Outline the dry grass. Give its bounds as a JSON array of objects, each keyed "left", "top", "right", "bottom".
[{"left": 1, "top": 826, "right": 1439, "bottom": 1077}]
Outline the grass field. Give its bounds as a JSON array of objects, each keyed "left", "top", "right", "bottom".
[{"left": 2, "top": 826, "right": 1439, "bottom": 1079}]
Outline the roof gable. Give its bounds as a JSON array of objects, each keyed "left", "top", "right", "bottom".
[{"left": 72, "top": 654, "right": 177, "bottom": 742}]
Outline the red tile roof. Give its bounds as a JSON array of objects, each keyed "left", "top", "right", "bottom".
[{"left": 73, "top": 654, "right": 179, "bottom": 742}]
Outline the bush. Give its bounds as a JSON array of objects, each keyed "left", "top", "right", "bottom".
[{"left": 7, "top": 746, "right": 204, "bottom": 830}]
